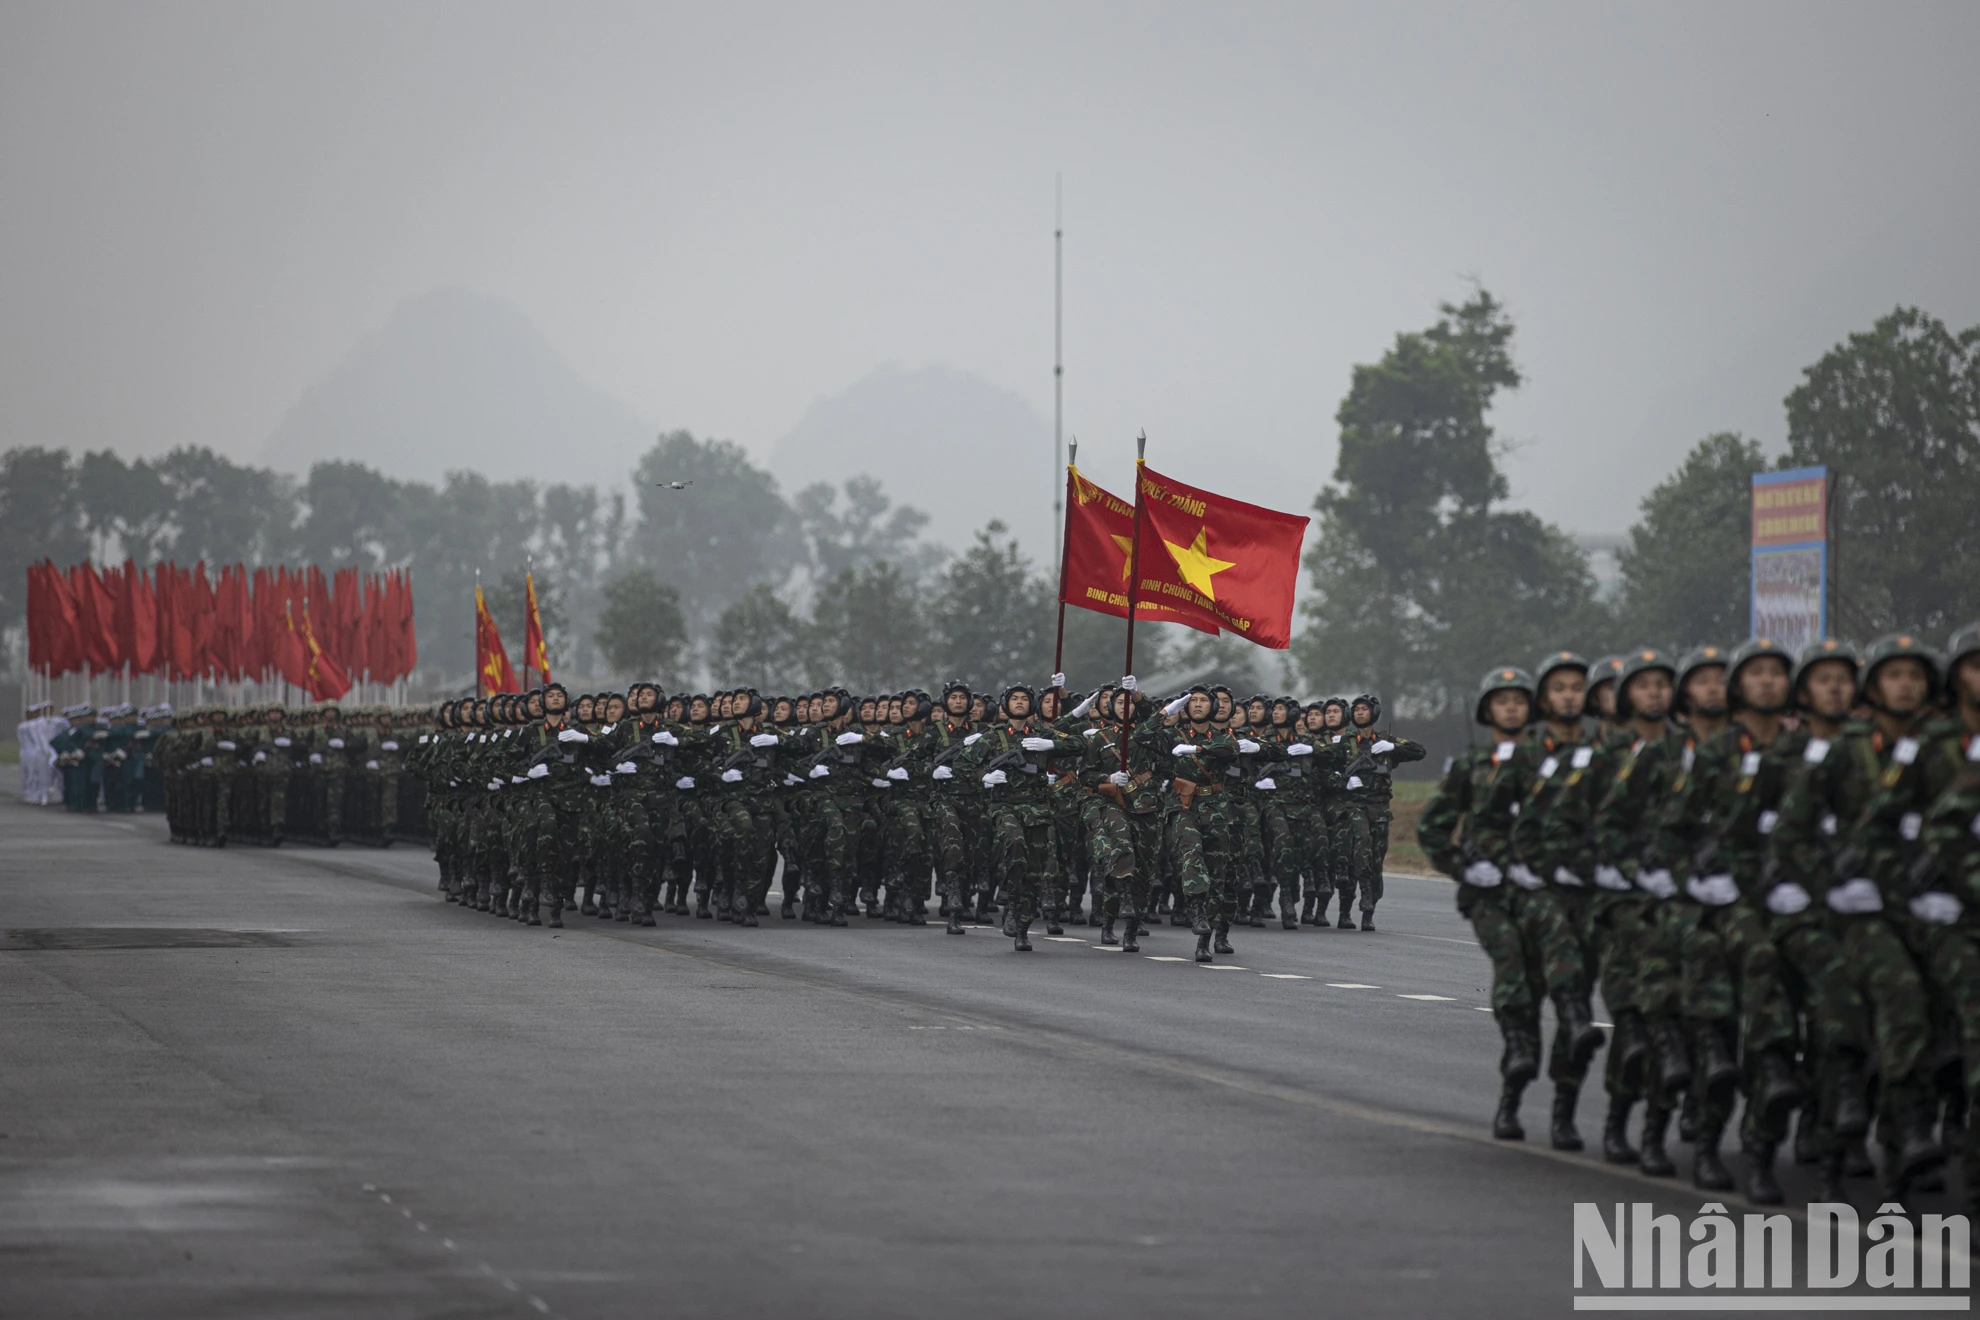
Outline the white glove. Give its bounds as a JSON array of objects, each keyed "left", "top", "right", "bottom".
[
  {"left": 931, "top": 765, "right": 954, "bottom": 781},
  {"left": 252, "top": 751, "right": 268, "bottom": 764},
  {"left": 750, "top": 733, "right": 779, "bottom": 747},
  {"left": 1686, "top": 873, "right": 1741, "bottom": 907},
  {"left": 676, "top": 775, "right": 697, "bottom": 789},
  {"left": 1109, "top": 771, "right": 1131, "bottom": 787},
  {"left": 557, "top": 729, "right": 588, "bottom": 743},
  {"left": 589, "top": 774, "right": 613, "bottom": 787},
  {"left": 1287, "top": 742, "right": 1313, "bottom": 756},
  {"left": 1827, "top": 877, "right": 1884, "bottom": 915},
  {"left": 1163, "top": 695, "right": 1189, "bottom": 716},
  {"left": 1082, "top": 727, "right": 1100, "bottom": 739},
  {"left": 1910, "top": 892, "right": 1964, "bottom": 925},
  {"left": 1237, "top": 739, "right": 1260, "bottom": 754},
  {"left": 1050, "top": 672, "right": 1066, "bottom": 689},
  {"left": 328, "top": 738, "right": 345, "bottom": 749},
  {"left": 1022, "top": 737, "right": 1056, "bottom": 752},
  {"left": 836, "top": 731, "right": 864, "bottom": 746},
  {"left": 487, "top": 778, "right": 503, "bottom": 790},
  {"left": 274, "top": 737, "right": 292, "bottom": 747},
  {"left": 871, "top": 777, "right": 890, "bottom": 789},
  {"left": 963, "top": 732, "right": 983, "bottom": 746},
  {"left": 1121, "top": 675, "right": 1137, "bottom": 692},
  {"left": 308, "top": 753, "right": 323, "bottom": 764},
  {"left": 1070, "top": 692, "right": 1096, "bottom": 718},
  {"left": 1171, "top": 744, "right": 1199, "bottom": 757},
  {"left": 1552, "top": 866, "right": 1586, "bottom": 888},
  {"left": 381, "top": 740, "right": 399, "bottom": 751},
  {"left": 1462, "top": 860, "right": 1503, "bottom": 888},
  {"left": 1636, "top": 867, "right": 1678, "bottom": 899},
  {"left": 217, "top": 739, "right": 237, "bottom": 751},
  {"left": 1371, "top": 739, "right": 1395, "bottom": 755},
  {"left": 1508, "top": 863, "right": 1545, "bottom": 890},
  {"left": 527, "top": 763, "right": 550, "bottom": 780},
  {"left": 783, "top": 774, "right": 801, "bottom": 786},
  {"left": 615, "top": 761, "right": 638, "bottom": 775},
  {"left": 982, "top": 770, "right": 1008, "bottom": 786},
  {"left": 1594, "top": 864, "right": 1631, "bottom": 891},
  {"left": 511, "top": 775, "right": 527, "bottom": 784},
  {"left": 1254, "top": 777, "right": 1277, "bottom": 790},
  {"left": 1766, "top": 882, "right": 1811, "bottom": 915},
  {"left": 652, "top": 730, "right": 678, "bottom": 746},
  {"left": 1346, "top": 776, "right": 1363, "bottom": 790},
  {"left": 365, "top": 759, "right": 380, "bottom": 770},
  {"left": 887, "top": 767, "right": 909, "bottom": 781},
  {"left": 720, "top": 768, "right": 743, "bottom": 783},
  {"left": 808, "top": 764, "right": 830, "bottom": 779}
]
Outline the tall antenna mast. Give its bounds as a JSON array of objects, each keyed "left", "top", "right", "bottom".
[{"left": 1053, "top": 173, "right": 1064, "bottom": 550}]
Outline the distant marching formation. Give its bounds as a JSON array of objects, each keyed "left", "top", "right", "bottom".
[{"left": 1419, "top": 625, "right": 1980, "bottom": 1225}]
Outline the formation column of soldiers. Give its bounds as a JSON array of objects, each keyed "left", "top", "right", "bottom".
[
  {"left": 45, "top": 699, "right": 430, "bottom": 848},
  {"left": 405, "top": 677, "right": 1423, "bottom": 962},
  {"left": 1420, "top": 625, "right": 1980, "bottom": 1227}
]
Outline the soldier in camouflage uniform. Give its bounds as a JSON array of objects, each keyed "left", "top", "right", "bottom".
[
  {"left": 922, "top": 682, "right": 983, "bottom": 934},
  {"left": 959, "top": 682, "right": 1088, "bottom": 952},
  {"left": 1136, "top": 686, "right": 1242, "bottom": 962}
]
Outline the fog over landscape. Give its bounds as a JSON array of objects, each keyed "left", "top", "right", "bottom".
[{"left": 5, "top": 2, "right": 1978, "bottom": 563}]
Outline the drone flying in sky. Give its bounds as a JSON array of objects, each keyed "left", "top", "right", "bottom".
[{"left": 654, "top": 480, "right": 694, "bottom": 490}]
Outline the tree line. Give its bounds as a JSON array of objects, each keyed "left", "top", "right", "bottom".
[{"left": 1, "top": 296, "right": 1972, "bottom": 705}]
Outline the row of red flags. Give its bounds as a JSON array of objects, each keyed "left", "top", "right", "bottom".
[
  {"left": 473, "top": 573, "right": 550, "bottom": 697},
  {"left": 1060, "top": 460, "right": 1307, "bottom": 649},
  {"left": 25, "top": 560, "right": 417, "bottom": 701}
]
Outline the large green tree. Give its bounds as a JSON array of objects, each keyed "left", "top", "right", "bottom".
[
  {"left": 1785, "top": 306, "right": 1980, "bottom": 636},
  {"left": 1293, "top": 289, "right": 1601, "bottom": 714},
  {"left": 711, "top": 583, "right": 807, "bottom": 692},
  {"left": 1611, "top": 433, "right": 1765, "bottom": 650},
  {"left": 627, "top": 430, "right": 803, "bottom": 634},
  {"left": 926, "top": 521, "right": 1050, "bottom": 692},
  {"left": 596, "top": 567, "right": 689, "bottom": 684}
]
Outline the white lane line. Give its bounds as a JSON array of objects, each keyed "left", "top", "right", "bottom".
[
  {"left": 1043, "top": 936, "right": 1086, "bottom": 943},
  {"left": 1326, "top": 982, "right": 1379, "bottom": 989},
  {"left": 1090, "top": 945, "right": 1124, "bottom": 952},
  {"left": 1398, "top": 994, "right": 1456, "bottom": 1002},
  {"left": 1474, "top": 1007, "right": 1494, "bottom": 1013},
  {"left": 1594, "top": 1021, "right": 1613, "bottom": 1028},
  {"left": 1259, "top": 973, "right": 1310, "bottom": 980},
  {"left": 1145, "top": 956, "right": 1191, "bottom": 962},
  {"left": 1199, "top": 965, "right": 1248, "bottom": 971}
]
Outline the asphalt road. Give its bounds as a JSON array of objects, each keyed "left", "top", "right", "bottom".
[{"left": 1, "top": 783, "right": 1957, "bottom": 1318}]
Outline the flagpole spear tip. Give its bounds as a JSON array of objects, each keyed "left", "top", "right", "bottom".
[
  {"left": 1068, "top": 436, "right": 1077, "bottom": 466},
  {"left": 1136, "top": 430, "right": 1146, "bottom": 461}
]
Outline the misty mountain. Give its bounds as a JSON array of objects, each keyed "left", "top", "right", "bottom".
[
  {"left": 771, "top": 364, "right": 1058, "bottom": 562},
  {"left": 259, "top": 287, "right": 653, "bottom": 487}
]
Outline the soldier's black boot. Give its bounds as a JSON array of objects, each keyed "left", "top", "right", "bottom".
[
  {"left": 946, "top": 901, "right": 967, "bottom": 935},
  {"left": 829, "top": 894, "right": 850, "bottom": 927},
  {"left": 1493, "top": 1077, "right": 1528, "bottom": 1141},
  {"left": 1613, "top": 1010, "right": 1651, "bottom": 1091},
  {"left": 1280, "top": 897, "right": 1299, "bottom": 930},
  {"left": 1099, "top": 914, "right": 1119, "bottom": 946},
  {"left": 882, "top": 888, "right": 901, "bottom": 922},
  {"left": 580, "top": 890, "right": 597, "bottom": 916},
  {"left": 1190, "top": 897, "right": 1212, "bottom": 940},
  {"left": 1336, "top": 903, "right": 1356, "bottom": 929},
  {"left": 1678, "top": 1093, "right": 1700, "bottom": 1144},
  {"left": 1046, "top": 907, "right": 1065, "bottom": 937},
  {"left": 860, "top": 887, "right": 881, "bottom": 918},
  {"left": 1750, "top": 1050, "right": 1801, "bottom": 1135},
  {"left": 1550, "top": 1083, "right": 1584, "bottom": 1152},
  {"left": 546, "top": 895, "right": 564, "bottom": 929},
  {"left": 1013, "top": 917, "right": 1032, "bottom": 952},
  {"left": 907, "top": 894, "right": 929, "bottom": 926},
  {"left": 1692, "top": 1121, "right": 1733, "bottom": 1191},
  {"left": 1300, "top": 892, "right": 1318, "bottom": 926},
  {"left": 1792, "top": 1105, "right": 1821, "bottom": 1164},
  {"left": 1696, "top": 1022, "right": 1739, "bottom": 1111},
  {"left": 1358, "top": 908, "right": 1375, "bottom": 931},
  {"left": 1212, "top": 921, "right": 1234, "bottom": 956},
  {"left": 735, "top": 891, "right": 758, "bottom": 927},
  {"left": 1638, "top": 1107, "right": 1676, "bottom": 1178},
  {"left": 1602, "top": 1096, "right": 1639, "bottom": 1164},
  {"left": 1649, "top": 1017, "right": 1692, "bottom": 1099},
  {"left": 1120, "top": 909, "right": 1140, "bottom": 953},
  {"left": 1742, "top": 1139, "right": 1783, "bottom": 1205},
  {"left": 780, "top": 893, "right": 796, "bottom": 920},
  {"left": 1193, "top": 930, "right": 1213, "bottom": 963},
  {"left": 1002, "top": 905, "right": 1019, "bottom": 939},
  {"left": 1556, "top": 996, "right": 1607, "bottom": 1075},
  {"left": 694, "top": 889, "right": 712, "bottom": 919}
]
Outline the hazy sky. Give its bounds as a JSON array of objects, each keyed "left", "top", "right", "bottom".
[{"left": 4, "top": 1, "right": 1977, "bottom": 537}]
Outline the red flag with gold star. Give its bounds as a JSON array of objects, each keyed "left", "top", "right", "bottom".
[
  {"left": 475, "top": 584, "right": 518, "bottom": 696},
  {"left": 522, "top": 571, "right": 551, "bottom": 686},
  {"left": 1133, "top": 463, "right": 1309, "bottom": 649},
  {"left": 1059, "top": 465, "right": 1218, "bottom": 635}
]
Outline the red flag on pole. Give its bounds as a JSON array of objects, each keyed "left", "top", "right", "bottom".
[
  {"left": 71, "top": 562, "right": 118, "bottom": 671},
  {"left": 1132, "top": 463, "right": 1309, "bottom": 649},
  {"left": 523, "top": 570, "right": 551, "bottom": 686},
  {"left": 475, "top": 583, "right": 517, "bottom": 695},
  {"left": 1059, "top": 465, "right": 1218, "bottom": 635},
  {"left": 297, "top": 598, "right": 351, "bottom": 700}
]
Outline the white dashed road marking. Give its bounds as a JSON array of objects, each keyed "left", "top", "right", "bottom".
[
  {"left": 1259, "top": 973, "right": 1310, "bottom": 980},
  {"left": 1145, "top": 956, "right": 1191, "bottom": 963},
  {"left": 1398, "top": 994, "right": 1456, "bottom": 1002},
  {"left": 1326, "top": 983, "right": 1380, "bottom": 990}
]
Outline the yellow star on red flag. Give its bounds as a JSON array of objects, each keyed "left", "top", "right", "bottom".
[{"left": 1162, "top": 527, "right": 1237, "bottom": 600}]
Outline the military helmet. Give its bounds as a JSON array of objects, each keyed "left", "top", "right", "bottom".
[
  {"left": 1473, "top": 665, "right": 1535, "bottom": 726},
  {"left": 1725, "top": 637, "right": 1794, "bottom": 711},
  {"left": 1791, "top": 636, "right": 1858, "bottom": 693},
  {"left": 1947, "top": 622, "right": 1980, "bottom": 677},
  {"left": 1673, "top": 644, "right": 1731, "bottom": 715},
  {"left": 1533, "top": 650, "right": 1589, "bottom": 690},
  {"left": 1351, "top": 692, "right": 1383, "bottom": 725},
  {"left": 1587, "top": 653, "right": 1625, "bottom": 695},
  {"left": 1860, "top": 631, "right": 1943, "bottom": 707},
  {"left": 1000, "top": 681, "right": 1036, "bottom": 715},
  {"left": 1613, "top": 647, "right": 1676, "bottom": 720}
]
